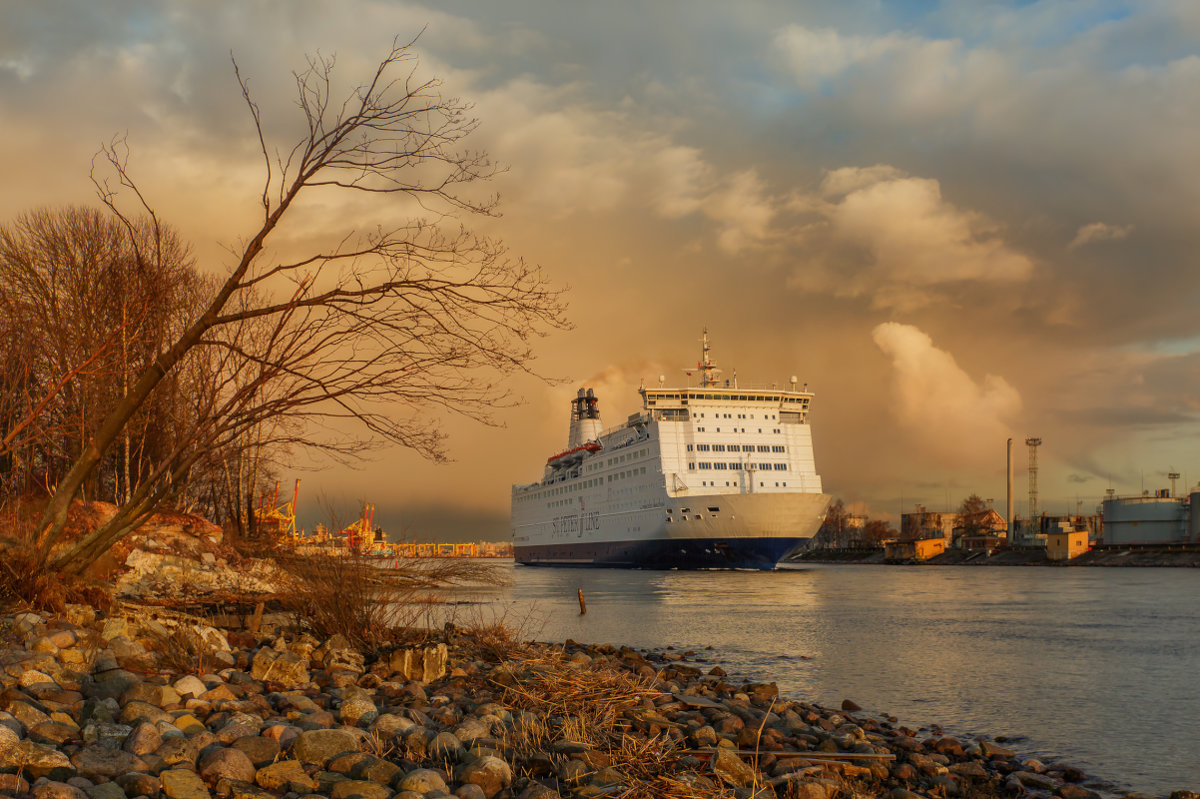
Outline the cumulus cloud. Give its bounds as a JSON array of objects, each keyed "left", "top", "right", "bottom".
[
  {"left": 1069, "top": 222, "right": 1133, "bottom": 249},
  {"left": 790, "top": 166, "right": 1034, "bottom": 308},
  {"left": 701, "top": 169, "right": 778, "bottom": 254},
  {"left": 872, "top": 322, "right": 1021, "bottom": 463}
]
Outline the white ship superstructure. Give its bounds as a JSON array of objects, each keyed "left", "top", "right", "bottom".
[{"left": 511, "top": 332, "right": 830, "bottom": 569}]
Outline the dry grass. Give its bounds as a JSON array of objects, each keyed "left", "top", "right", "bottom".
[
  {"left": 272, "top": 549, "right": 510, "bottom": 652},
  {"left": 494, "top": 651, "right": 737, "bottom": 799},
  {"left": 0, "top": 540, "right": 111, "bottom": 613},
  {"left": 141, "top": 622, "right": 213, "bottom": 676}
]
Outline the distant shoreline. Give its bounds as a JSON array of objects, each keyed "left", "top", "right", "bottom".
[{"left": 792, "top": 547, "right": 1200, "bottom": 568}]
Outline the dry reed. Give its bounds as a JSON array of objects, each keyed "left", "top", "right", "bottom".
[
  {"left": 494, "top": 650, "right": 738, "bottom": 799},
  {"left": 272, "top": 549, "right": 509, "bottom": 652}
]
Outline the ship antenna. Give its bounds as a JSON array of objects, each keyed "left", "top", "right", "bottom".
[{"left": 700, "top": 328, "right": 715, "bottom": 387}]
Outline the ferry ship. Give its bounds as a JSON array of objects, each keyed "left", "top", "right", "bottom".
[{"left": 511, "top": 332, "right": 830, "bottom": 569}]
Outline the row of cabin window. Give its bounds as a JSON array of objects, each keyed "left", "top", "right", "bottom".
[
  {"left": 646, "top": 393, "right": 808, "bottom": 404},
  {"left": 695, "top": 427, "right": 783, "bottom": 434},
  {"left": 689, "top": 462, "right": 789, "bottom": 471},
  {"left": 689, "top": 444, "right": 785, "bottom": 453},
  {"left": 584, "top": 447, "right": 649, "bottom": 472},
  {"left": 519, "top": 464, "right": 650, "bottom": 505}
]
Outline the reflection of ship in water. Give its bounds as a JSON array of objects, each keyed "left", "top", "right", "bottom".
[{"left": 511, "top": 331, "right": 830, "bottom": 569}]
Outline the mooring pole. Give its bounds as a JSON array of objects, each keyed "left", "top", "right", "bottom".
[{"left": 577, "top": 589, "right": 587, "bottom": 615}]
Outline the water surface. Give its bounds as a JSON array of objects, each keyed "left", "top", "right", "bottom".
[{"left": 457, "top": 563, "right": 1199, "bottom": 796}]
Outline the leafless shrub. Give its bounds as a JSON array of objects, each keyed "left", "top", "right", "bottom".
[{"left": 274, "top": 548, "right": 508, "bottom": 651}]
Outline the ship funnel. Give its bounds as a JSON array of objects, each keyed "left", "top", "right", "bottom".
[{"left": 567, "top": 387, "right": 604, "bottom": 447}]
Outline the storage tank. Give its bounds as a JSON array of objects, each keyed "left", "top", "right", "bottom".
[{"left": 1102, "top": 495, "right": 1188, "bottom": 545}]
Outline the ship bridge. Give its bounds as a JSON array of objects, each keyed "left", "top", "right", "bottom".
[{"left": 640, "top": 386, "right": 812, "bottom": 424}]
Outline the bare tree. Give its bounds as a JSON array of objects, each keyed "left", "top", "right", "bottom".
[
  {"left": 0, "top": 207, "right": 201, "bottom": 503},
  {"left": 35, "top": 37, "right": 566, "bottom": 573},
  {"left": 956, "top": 493, "right": 992, "bottom": 539}
]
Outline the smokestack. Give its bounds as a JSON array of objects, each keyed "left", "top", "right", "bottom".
[{"left": 1006, "top": 438, "right": 1014, "bottom": 543}]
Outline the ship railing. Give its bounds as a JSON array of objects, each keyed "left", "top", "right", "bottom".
[{"left": 644, "top": 381, "right": 813, "bottom": 394}]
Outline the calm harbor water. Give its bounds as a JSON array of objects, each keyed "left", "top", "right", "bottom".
[{"left": 456, "top": 562, "right": 1199, "bottom": 796}]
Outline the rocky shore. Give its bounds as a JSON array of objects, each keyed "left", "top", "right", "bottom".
[{"left": 2, "top": 603, "right": 1191, "bottom": 799}]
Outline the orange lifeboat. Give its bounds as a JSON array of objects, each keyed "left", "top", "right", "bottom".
[{"left": 546, "top": 441, "right": 602, "bottom": 466}]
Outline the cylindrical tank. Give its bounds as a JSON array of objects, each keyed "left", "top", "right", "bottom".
[
  {"left": 1102, "top": 496, "right": 1188, "bottom": 545},
  {"left": 1190, "top": 492, "right": 1200, "bottom": 542}
]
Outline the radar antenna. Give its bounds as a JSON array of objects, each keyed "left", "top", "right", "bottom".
[{"left": 688, "top": 328, "right": 723, "bottom": 387}]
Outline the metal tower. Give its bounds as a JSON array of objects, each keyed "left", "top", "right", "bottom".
[
  {"left": 1026, "top": 437, "right": 1042, "bottom": 532},
  {"left": 1169, "top": 471, "right": 1180, "bottom": 497}
]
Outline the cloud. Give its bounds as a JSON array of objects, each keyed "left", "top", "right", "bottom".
[
  {"left": 790, "top": 166, "right": 1034, "bottom": 309},
  {"left": 1069, "top": 222, "right": 1133, "bottom": 249},
  {"left": 872, "top": 322, "right": 1021, "bottom": 464},
  {"left": 701, "top": 169, "right": 778, "bottom": 254}
]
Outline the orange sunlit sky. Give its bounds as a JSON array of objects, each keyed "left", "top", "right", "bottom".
[{"left": 4, "top": 2, "right": 1200, "bottom": 540}]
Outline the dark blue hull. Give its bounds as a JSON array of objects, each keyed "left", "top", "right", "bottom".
[{"left": 514, "top": 536, "right": 808, "bottom": 570}]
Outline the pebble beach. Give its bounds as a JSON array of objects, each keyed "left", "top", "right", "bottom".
[{"left": 2, "top": 601, "right": 1189, "bottom": 799}]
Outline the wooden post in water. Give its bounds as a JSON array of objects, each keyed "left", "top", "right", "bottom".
[{"left": 577, "top": 589, "right": 586, "bottom": 615}]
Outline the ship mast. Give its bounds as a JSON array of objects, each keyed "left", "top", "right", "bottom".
[{"left": 697, "top": 328, "right": 722, "bottom": 387}]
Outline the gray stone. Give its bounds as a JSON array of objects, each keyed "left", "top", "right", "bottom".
[
  {"left": 369, "top": 713, "right": 414, "bottom": 738},
  {"left": 249, "top": 650, "right": 308, "bottom": 688},
  {"left": 357, "top": 756, "right": 400, "bottom": 786},
  {"left": 230, "top": 735, "right": 280, "bottom": 768},
  {"left": 0, "top": 723, "right": 21, "bottom": 751},
  {"left": 121, "top": 682, "right": 182, "bottom": 709},
  {"left": 395, "top": 768, "right": 448, "bottom": 794},
  {"left": 83, "top": 782, "right": 126, "bottom": 799},
  {"left": 0, "top": 739, "right": 75, "bottom": 778},
  {"left": 255, "top": 760, "right": 318, "bottom": 793},
  {"left": 8, "top": 699, "right": 52, "bottom": 728},
  {"left": 711, "top": 747, "right": 757, "bottom": 788},
  {"left": 215, "top": 721, "right": 261, "bottom": 745},
  {"left": 14, "top": 612, "right": 45, "bottom": 634},
  {"left": 32, "top": 780, "right": 88, "bottom": 799},
  {"left": 1059, "top": 786, "right": 1101, "bottom": 799},
  {"left": 292, "top": 728, "right": 359, "bottom": 766},
  {"left": 123, "top": 721, "right": 163, "bottom": 756},
  {"left": 428, "top": 731, "right": 465, "bottom": 762},
  {"left": 456, "top": 755, "right": 512, "bottom": 799},
  {"left": 312, "top": 636, "right": 364, "bottom": 673},
  {"left": 155, "top": 736, "right": 200, "bottom": 766},
  {"left": 70, "top": 746, "right": 149, "bottom": 780},
  {"left": 199, "top": 746, "right": 257, "bottom": 784},
  {"left": 118, "top": 700, "right": 173, "bottom": 726},
  {"left": 329, "top": 780, "right": 391, "bottom": 799},
  {"left": 453, "top": 718, "right": 489, "bottom": 745},
  {"left": 161, "top": 767, "right": 212, "bottom": 799},
  {"left": 1016, "top": 771, "right": 1059, "bottom": 790},
  {"left": 29, "top": 721, "right": 80, "bottom": 746},
  {"left": 338, "top": 697, "right": 378, "bottom": 726},
  {"left": 0, "top": 773, "right": 31, "bottom": 794},
  {"left": 515, "top": 783, "right": 560, "bottom": 799},
  {"left": 214, "top": 778, "right": 274, "bottom": 799},
  {"left": 82, "top": 721, "right": 133, "bottom": 750},
  {"left": 454, "top": 785, "right": 488, "bottom": 799},
  {"left": 173, "top": 676, "right": 208, "bottom": 699},
  {"left": 980, "top": 740, "right": 1015, "bottom": 759},
  {"left": 115, "top": 772, "right": 160, "bottom": 797}
]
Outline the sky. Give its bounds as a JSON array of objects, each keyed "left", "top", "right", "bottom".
[{"left": 3, "top": 1, "right": 1200, "bottom": 540}]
